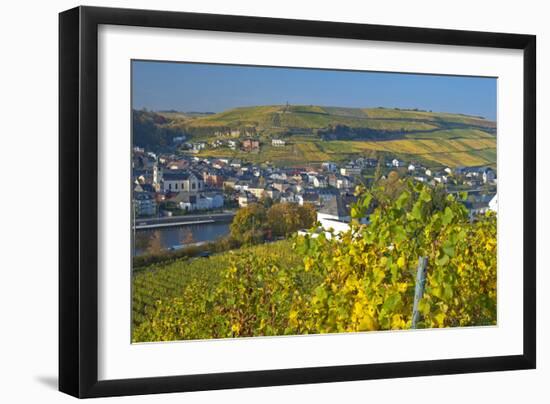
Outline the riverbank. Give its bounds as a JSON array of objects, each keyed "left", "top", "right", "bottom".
[{"left": 134, "top": 211, "right": 236, "bottom": 230}]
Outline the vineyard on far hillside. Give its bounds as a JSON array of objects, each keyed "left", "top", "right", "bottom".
[
  {"left": 132, "top": 182, "right": 497, "bottom": 342},
  {"left": 135, "top": 106, "right": 496, "bottom": 168}
]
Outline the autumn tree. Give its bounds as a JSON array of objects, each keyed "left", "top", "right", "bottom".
[
  {"left": 266, "top": 203, "right": 317, "bottom": 238},
  {"left": 229, "top": 203, "right": 267, "bottom": 245},
  {"left": 297, "top": 203, "right": 317, "bottom": 230}
]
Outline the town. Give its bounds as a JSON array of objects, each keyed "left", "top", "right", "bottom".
[{"left": 133, "top": 136, "right": 497, "bottom": 254}]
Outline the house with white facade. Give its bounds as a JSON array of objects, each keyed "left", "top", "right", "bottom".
[
  {"left": 340, "top": 166, "right": 361, "bottom": 177},
  {"left": 271, "top": 139, "right": 286, "bottom": 147},
  {"left": 171, "top": 191, "right": 224, "bottom": 212},
  {"left": 312, "top": 176, "right": 328, "bottom": 188},
  {"left": 317, "top": 196, "right": 352, "bottom": 235},
  {"left": 335, "top": 176, "right": 352, "bottom": 190},
  {"left": 191, "top": 142, "right": 206, "bottom": 153},
  {"left": 313, "top": 196, "right": 366, "bottom": 237},
  {"left": 196, "top": 193, "right": 224, "bottom": 211}
]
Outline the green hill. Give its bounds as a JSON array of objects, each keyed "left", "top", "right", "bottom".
[
  {"left": 134, "top": 105, "right": 496, "bottom": 168},
  {"left": 174, "top": 105, "right": 495, "bottom": 138}
]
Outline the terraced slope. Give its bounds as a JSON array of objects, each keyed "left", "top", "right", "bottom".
[
  {"left": 179, "top": 105, "right": 495, "bottom": 134},
  {"left": 136, "top": 105, "right": 496, "bottom": 168}
]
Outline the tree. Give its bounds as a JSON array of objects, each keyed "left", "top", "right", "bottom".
[
  {"left": 297, "top": 203, "right": 317, "bottom": 230},
  {"left": 267, "top": 203, "right": 317, "bottom": 238},
  {"left": 229, "top": 203, "right": 267, "bottom": 245},
  {"left": 132, "top": 109, "right": 183, "bottom": 151},
  {"left": 266, "top": 204, "right": 298, "bottom": 237}
]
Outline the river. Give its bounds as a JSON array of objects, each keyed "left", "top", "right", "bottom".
[{"left": 133, "top": 222, "right": 230, "bottom": 256}]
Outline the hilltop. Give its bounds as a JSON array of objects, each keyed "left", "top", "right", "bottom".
[
  {"left": 133, "top": 105, "right": 496, "bottom": 168},
  {"left": 157, "top": 105, "right": 495, "bottom": 139}
]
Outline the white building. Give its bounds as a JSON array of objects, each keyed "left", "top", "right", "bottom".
[
  {"left": 340, "top": 166, "right": 361, "bottom": 176},
  {"left": 173, "top": 192, "right": 224, "bottom": 212},
  {"left": 196, "top": 193, "right": 224, "bottom": 211},
  {"left": 317, "top": 197, "right": 351, "bottom": 236},
  {"left": 335, "top": 176, "right": 351, "bottom": 189},
  {"left": 192, "top": 142, "right": 206, "bottom": 152},
  {"left": 312, "top": 176, "right": 327, "bottom": 188},
  {"left": 271, "top": 139, "right": 286, "bottom": 147}
]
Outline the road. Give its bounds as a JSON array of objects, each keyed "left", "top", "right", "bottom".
[{"left": 135, "top": 211, "right": 236, "bottom": 230}]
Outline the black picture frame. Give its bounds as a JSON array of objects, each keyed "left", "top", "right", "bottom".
[{"left": 59, "top": 5, "right": 536, "bottom": 398}]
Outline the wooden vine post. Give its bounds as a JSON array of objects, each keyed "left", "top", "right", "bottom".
[{"left": 411, "top": 256, "right": 428, "bottom": 329}]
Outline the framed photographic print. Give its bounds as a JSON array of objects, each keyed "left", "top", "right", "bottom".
[{"left": 59, "top": 6, "right": 536, "bottom": 398}]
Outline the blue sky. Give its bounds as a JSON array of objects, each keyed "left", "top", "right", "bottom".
[{"left": 132, "top": 60, "right": 497, "bottom": 120}]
